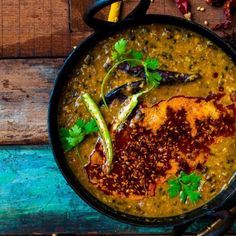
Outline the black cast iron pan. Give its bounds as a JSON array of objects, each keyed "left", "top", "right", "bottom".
[{"left": 48, "top": 0, "right": 236, "bottom": 234}]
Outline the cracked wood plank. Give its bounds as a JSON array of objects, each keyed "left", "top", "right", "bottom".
[{"left": 0, "top": 58, "right": 64, "bottom": 145}]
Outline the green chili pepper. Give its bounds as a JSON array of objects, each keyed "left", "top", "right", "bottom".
[
  {"left": 81, "top": 92, "right": 113, "bottom": 174},
  {"left": 112, "top": 87, "right": 153, "bottom": 131}
]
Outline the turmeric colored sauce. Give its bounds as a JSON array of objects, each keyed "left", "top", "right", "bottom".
[{"left": 58, "top": 24, "right": 236, "bottom": 217}]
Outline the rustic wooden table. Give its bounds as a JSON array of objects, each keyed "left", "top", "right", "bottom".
[{"left": 0, "top": 0, "right": 235, "bottom": 234}]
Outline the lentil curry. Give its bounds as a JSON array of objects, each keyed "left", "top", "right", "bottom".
[{"left": 58, "top": 24, "right": 236, "bottom": 217}]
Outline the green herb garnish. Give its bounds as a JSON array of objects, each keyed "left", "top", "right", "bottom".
[
  {"left": 167, "top": 171, "right": 202, "bottom": 203},
  {"left": 60, "top": 119, "right": 98, "bottom": 151},
  {"left": 144, "top": 57, "right": 159, "bottom": 70},
  {"left": 101, "top": 38, "right": 162, "bottom": 107},
  {"left": 130, "top": 49, "right": 143, "bottom": 60},
  {"left": 112, "top": 38, "right": 128, "bottom": 60}
]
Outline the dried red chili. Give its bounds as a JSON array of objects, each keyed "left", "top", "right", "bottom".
[
  {"left": 176, "top": 0, "right": 191, "bottom": 14},
  {"left": 213, "top": 0, "right": 236, "bottom": 30}
]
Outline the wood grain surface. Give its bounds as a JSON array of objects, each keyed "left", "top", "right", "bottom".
[
  {"left": 0, "top": 58, "right": 63, "bottom": 145},
  {"left": 0, "top": 0, "right": 235, "bottom": 58},
  {"left": 0, "top": 146, "right": 235, "bottom": 234},
  {"left": 1, "top": 0, "right": 91, "bottom": 58},
  {"left": 0, "top": 0, "right": 235, "bottom": 145}
]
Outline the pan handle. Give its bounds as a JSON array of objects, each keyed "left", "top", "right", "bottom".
[
  {"left": 171, "top": 207, "right": 236, "bottom": 236},
  {"left": 83, "top": 0, "right": 151, "bottom": 31},
  {"left": 197, "top": 207, "right": 236, "bottom": 236}
]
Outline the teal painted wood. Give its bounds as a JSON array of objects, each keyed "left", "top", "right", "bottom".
[{"left": 0, "top": 146, "right": 235, "bottom": 234}]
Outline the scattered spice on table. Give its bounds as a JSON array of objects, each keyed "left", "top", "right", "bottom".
[{"left": 176, "top": 0, "right": 236, "bottom": 30}]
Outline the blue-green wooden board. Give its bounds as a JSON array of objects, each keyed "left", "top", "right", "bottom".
[{"left": 0, "top": 146, "right": 235, "bottom": 234}]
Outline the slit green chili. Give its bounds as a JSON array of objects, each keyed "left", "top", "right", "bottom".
[
  {"left": 112, "top": 87, "right": 154, "bottom": 131},
  {"left": 81, "top": 92, "right": 113, "bottom": 174}
]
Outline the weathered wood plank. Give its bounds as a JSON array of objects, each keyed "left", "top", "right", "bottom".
[
  {"left": 2, "top": 0, "right": 20, "bottom": 57},
  {"left": 19, "top": 0, "right": 35, "bottom": 57},
  {"left": 0, "top": 0, "right": 235, "bottom": 58},
  {"left": 34, "top": 0, "right": 52, "bottom": 57},
  {"left": 0, "top": 0, "right": 94, "bottom": 58},
  {"left": 69, "top": 0, "right": 93, "bottom": 32},
  {"left": 0, "top": 0, "right": 2, "bottom": 57},
  {"left": 0, "top": 58, "right": 64, "bottom": 145},
  {"left": 0, "top": 146, "right": 235, "bottom": 234}
]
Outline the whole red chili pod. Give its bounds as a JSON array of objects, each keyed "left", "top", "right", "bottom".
[
  {"left": 175, "top": 0, "right": 190, "bottom": 14},
  {"left": 213, "top": 0, "right": 235, "bottom": 30}
]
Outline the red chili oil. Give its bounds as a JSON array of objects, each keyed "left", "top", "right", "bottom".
[{"left": 85, "top": 91, "right": 236, "bottom": 197}]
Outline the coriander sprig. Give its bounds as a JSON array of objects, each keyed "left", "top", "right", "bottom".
[
  {"left": 111, "top": 38, "right": 128, "bottom": 60},
  {"left": 60, "top": 119, "right": 98, "bottom": 151},
  {"left": 168, "top": 171, "right": 202, "bottom": 204},
  {"left": 101, "top": 38, "right": 162, "bottom": 107}
]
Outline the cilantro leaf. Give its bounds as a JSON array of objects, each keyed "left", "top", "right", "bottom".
[
  {"left": 189, "top": 182, "right": 200, "bottom": 191},
  {"left": 66, "top": 133, "right": 84, "bottom": 148},
  {"left": 189, "top": 173, "right": 201, "bottom": 184},
  {"left": 180, "top": 171, "right": 191, "bottom": 184},
  {"left": 180, "top": 190, "right": 188, "bottom": 203},
  {"left": 75, "top": 119, "right": 86, "bottom": 128},
  {"left": 102, "top": 38, "right": 162, "bottom": 108},
  {"left": 144, "top": 57, "right": 159, "bottom": 70},
  {"left": 147, "top": 72, "right": 163, "bottom": 87},
  {"left": 60, "top": 128, "right": 72, "bottom": 151},
  {"left": 84, "top": 119, "right": 99, "bottom": 134},
  {"left": 109, "top": 38, "right": 162, "bottom": 88},
  {"left": 111, "top": 51, "right": 118, "bottom": 60},
  {"left": 167, "top": 171, "right": 202, "bottom": 204},
  {"left": 69, "top": 125, "right": 82, "bottom": 137},
  {"left": 130, "top": 50, "right": 143, "bottom": 60},
  {"left": 114, "top": 38, "right": 127, "bottom": 55},
  {"left": 189, "top": 191, "right": 201, "bottom": 203},
  {"left": 59, "top": 119, "right": 98, "bottom": 152},
  {"left": 168, "top": 179, "right": 181, "bottom": 198}
]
